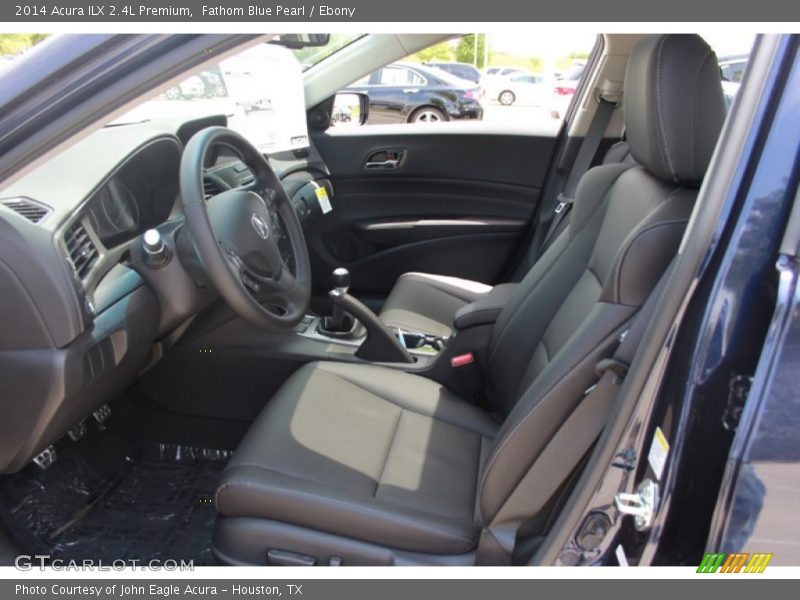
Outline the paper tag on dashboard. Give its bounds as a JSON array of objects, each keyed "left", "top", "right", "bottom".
[{"left": 314, "top": 184, "right": 332, "bottom": 214}]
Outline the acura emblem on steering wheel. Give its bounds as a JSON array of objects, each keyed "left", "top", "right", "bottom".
[{"left": 251, "top": 213, "right": 270, "bottom": 240}]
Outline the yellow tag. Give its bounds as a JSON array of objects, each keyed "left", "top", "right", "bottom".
[
  {"left": 648, "top": 426, "right": 670, "bottom": 480},
  {"left": 315, "top": 185, "right": 332, "bottom": 214}
]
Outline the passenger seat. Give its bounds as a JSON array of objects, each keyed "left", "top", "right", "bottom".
[{"left": 378, "top": 140, "right": 636, "bottom": 338}]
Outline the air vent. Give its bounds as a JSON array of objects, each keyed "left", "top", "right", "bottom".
[
  {"left": 64, "top": 221, "right": 99, "bottom": 280},
  {"left": 1, "top": 197, "right": 51, "bottom": 223},
  {"left": 203, "top": 176, "right": 222, "bottom": 199}
]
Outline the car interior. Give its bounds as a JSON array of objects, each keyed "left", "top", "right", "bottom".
[{"left": 0, "top": 32, "right": 739, "bottom": 566}]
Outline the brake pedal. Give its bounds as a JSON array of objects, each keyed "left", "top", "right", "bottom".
[
  {"left": 32, "top": 445, "right": 57, "bottom": 470},
  {"left": 67, "top": 420, "right": 87, "bottom": 442},
  {"left": 92, "top": 404, "right": 111, "bottom": 430}
]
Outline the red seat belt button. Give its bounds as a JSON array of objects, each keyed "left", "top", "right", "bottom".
[{"left": 450, "top": 352, "right": 475, "bottom": 367}]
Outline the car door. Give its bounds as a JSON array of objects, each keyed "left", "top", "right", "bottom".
[{"left": 305, "top": 118, "right": 561, "bottom": 299}]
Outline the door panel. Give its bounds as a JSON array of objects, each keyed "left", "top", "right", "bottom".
[{"left": 308, "top": 126, "right": 558, "bottom": 296}]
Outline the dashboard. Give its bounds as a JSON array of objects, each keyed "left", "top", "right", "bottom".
[
  {"left": 0, "top": 114, "right": 334, "bottom": 473},
  {"left": 85, "top": 137, "right": 180, "bottom": 248}
]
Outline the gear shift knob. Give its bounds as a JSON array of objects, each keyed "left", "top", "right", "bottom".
[{"left": 333, "top": 267, "right": 350, "bottom": 293}]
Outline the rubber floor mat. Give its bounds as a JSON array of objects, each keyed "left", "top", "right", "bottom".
[{"left": 0, "top": 442, "right": 230, "bottom": 565}]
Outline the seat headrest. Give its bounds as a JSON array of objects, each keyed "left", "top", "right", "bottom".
[{"left": 624, "top": 34, "right": 727, "bottom": 187}]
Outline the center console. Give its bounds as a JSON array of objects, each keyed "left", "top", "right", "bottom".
[
  {"left": 297, "top": 267, "right": 448, "bottom": 364},
  {"left": 285, "top": 268, "right": 517, "bottom": 403}
]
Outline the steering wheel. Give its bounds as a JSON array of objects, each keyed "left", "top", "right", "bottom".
[{"left": 180, "top": 127, "right": 311, "bottom": 330}]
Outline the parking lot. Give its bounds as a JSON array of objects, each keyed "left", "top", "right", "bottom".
[{"left": 481, "top": 101, "right": 562, "bottom": 126}]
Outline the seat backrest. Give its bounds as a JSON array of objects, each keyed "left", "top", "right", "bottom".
[{"left": 478, "top": 34, "right": 726, "bottom": 524}]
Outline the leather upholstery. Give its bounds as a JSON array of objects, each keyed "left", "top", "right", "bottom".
[
  {"left": 216, "top": 361, "right": 498, "bottom": 555},
  {"left": 379, "top": 272, "right": 492, "bottom": 337},
  {"left": 453, "top": 283, "right": 519, "bottom": 330},
  {"left": 214, "top": 35, "right": 727, "bottom": 564},
  {"left": 623, "top": 34, "right": 726, "bottom": 186}
]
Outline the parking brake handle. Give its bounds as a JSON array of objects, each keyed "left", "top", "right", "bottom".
[{"left": 328, "top": 289, "right": 414, "bottom": 364}]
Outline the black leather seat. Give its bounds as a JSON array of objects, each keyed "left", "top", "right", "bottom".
[
  {"left": 378, "top": 144, "right": 636, "bottom": 338},
  {"left": 213, "top": 35, "right": 726, "bottom": 566}
]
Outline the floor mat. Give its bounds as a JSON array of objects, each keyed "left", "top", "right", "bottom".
[{"left": 0, "top": 441, "right": 230, "bottom": 565}]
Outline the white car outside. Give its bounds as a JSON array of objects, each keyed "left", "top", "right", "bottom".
[{"left": 483, "top": 72, "right": 547, "bottom": 106}]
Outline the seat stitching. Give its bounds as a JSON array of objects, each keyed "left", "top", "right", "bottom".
[
  {"left": 488, "top": 165, "right": 632, "bottom": 364},
  {"left": 318, "top": 367, "right": 495, "bottom": 436},
  {"left": 613, "top": 219, "right": 689, "bottom": 303},
  {"left": 478, "top": 320, "right": 631, "bottom": 515},
  {"left": 691, "top": 50, "right": 715, "bottom": 177},
  {"left": 655, "top": 34, "right": 678, "bottom": 182},
  {"left": 608, "top": 186, "right": 683, "bottom": 303},
  {"left": 216, "top": 478, "right": 475, "bottom": 545},
  {"left": 374, "top": 410, "right": 404, "bottom": 497},
  {"left": 539, "top": 338, "right": 549, "bottom": 363},
  {"left": 410, "top": 280, "right": 482, "bottom": 305}
]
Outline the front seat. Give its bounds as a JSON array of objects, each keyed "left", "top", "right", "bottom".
[
  {"left": 213, "top": 34, "right": 726, "bottom": 566},
  {"left": 378, "top": 143, "right": 637, "bottom": 338}
]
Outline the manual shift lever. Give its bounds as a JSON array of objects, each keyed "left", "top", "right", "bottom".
[
  {"left": 332, "top": 267, "right": 351, "bottom": 294},
  {"left": 326, "top": 267, "right": 354, "bottom": 333},
  {"left": 316, "top": 266, "right": 413, "bottom": 363}
]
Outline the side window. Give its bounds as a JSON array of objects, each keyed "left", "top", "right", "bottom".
[
  {"left": 330, "top": 33, "right": 596, "bottom": 128},
  {"left": 378, "top": 67, "right": 425, "bottom": 86}
]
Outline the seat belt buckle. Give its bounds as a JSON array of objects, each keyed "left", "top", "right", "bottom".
[
  {"left": 553, "top": 193, "right": 572, "bottom": 215},
  {"left": 584, "top": 357, "right": 630, "bottom": 396},
  {"left": 450, "top": 352, "right": 475, "bottom": 367},
  {"left": 594, "top": 357, "right": 629, "bottom": 380}
]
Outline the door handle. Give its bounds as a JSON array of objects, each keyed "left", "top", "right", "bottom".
[
  {"left": 364, "top": 159, "right": 400, "bottom": 170},
  {"left": 363, "top": 149, "right": 406, "bottom": 171},
  {"left": 403, "top": 88, "right": 419, "bottom": 94}
]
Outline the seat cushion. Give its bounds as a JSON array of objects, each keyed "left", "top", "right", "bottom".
[
  {"left": 379, "top": 272, "right": 492, "bottom": 337},
  {"left": 215, "top": 361, "right": 499, "bottom": 554}
]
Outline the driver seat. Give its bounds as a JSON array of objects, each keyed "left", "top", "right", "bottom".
[{"left": 212, "top": 35, "right": 726, "bottom": 565}]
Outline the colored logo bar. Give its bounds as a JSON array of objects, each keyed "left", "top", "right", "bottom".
[{"left": 697, "top": 552, "right": 773, "bottom": 573}]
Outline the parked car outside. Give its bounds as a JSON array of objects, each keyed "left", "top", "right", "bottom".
[
  {"left": 163, "top": 75, "right": 205, "bottom": 100},
  {"left": 346, "top": 62, "right": 483, "bottom": 124},
  {"left": 483, "top": 66, "right": 526, "bottom": 77},
  {"left": 550, "top": 64, "right": 586, "bottom": 118},
  {"left": 423, "top": 61, "right": 481, "bottom": 83},
  {"left": 483, "top": 71, "right": 547, "bottom": 106}
]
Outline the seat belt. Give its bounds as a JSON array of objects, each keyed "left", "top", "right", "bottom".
[
  {"left": 475, "top": 263, "right": 672, "bottom": 565},
  {"left": 538, "top": 98, "right": 616, "bottom": 255}
]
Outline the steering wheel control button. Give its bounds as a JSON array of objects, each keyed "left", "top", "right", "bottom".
[
  {"left": 142, "top": 228, "right": 169, "bottom": 268},
  {"left": 242, "top": 273, "right": 261, "bottom": 293}
]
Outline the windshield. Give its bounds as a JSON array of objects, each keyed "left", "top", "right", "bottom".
[
  {"left": 112, "top": 43, "right": 309, "bottom": 154},
  {"left": 290, "top": 33, "right": 365, "bottom": 70}
]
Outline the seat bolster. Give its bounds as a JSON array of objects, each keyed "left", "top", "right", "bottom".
[
  {"left": 216, "top": 464, "right": 480, "bottom": 554},
  {"left": 479, "top": 302, "right": 636, "bottom": 522},
  {"left": 380, "top": 272, "right": 492, "bottom": 337}
]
